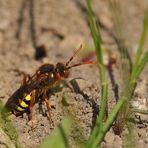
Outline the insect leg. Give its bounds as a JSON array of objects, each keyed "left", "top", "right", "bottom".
[
  {"left": 21, "top": 74, "right": 31, "bottom": 86},
  {"left": 43, "top": 90, "right": 53, "bottom": 126},
  {"left": 11, "top": 69, "right": 31, "bottom": 86},
  {"left": 28, "top": 89, "right": 36, "bottom": 128}
]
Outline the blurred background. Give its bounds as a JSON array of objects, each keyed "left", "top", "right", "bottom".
[{"left": 0, "top": 0, "right": 147, "bottom": 147}]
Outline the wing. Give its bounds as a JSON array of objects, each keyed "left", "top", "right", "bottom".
[{"left": 3, "top": 65, "right": 55, "bottom": 113}]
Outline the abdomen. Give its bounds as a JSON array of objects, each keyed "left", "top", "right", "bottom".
[{"left": 12, "top": 93, "right": 32, "bottom": 115}]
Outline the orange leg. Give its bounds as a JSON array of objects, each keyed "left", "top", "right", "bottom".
[
  {"left": 43, "top": 90, "right": 53, "bottom": 125},
  {"left": 21, "top": 74, "right": 31, "bottom": 86},
  {"left": 29, "top": 89, "right": 36, "bottom": 128}
]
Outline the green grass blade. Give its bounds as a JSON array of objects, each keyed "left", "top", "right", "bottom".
[
  {"left": 40, "top": 117, "right": 72, "bottom": 148},
  {"left": 86, "top": 1, "right": 148, "bottom": 147},
  {"left": 85, "top": 0, "right": 108, "bottom": 146},
  {"left": 130, "top": 6, "right": 148, "bottom": 84},
  {"left": 112, "top": 4, "right": 148, "bottom": 137},
  {"left": 135, "top": 51, "right": 148, "bottom": 77},
  {"left": 86, "top": 81, "right": 108, "bottom": 147},
  {"left": 85, "top": 0, "right": 103, "bottom": 65},
  {"left": 125, "top": 5, "right": 148, "bottom": 102},
  {"left": 92, "top": 97, "right": 127, "bottom": 148}
]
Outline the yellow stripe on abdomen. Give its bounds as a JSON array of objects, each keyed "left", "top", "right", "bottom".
[
  {"left": 20, "top": 101, "right": 28, "bottom": 108},
  {"left": 17, "top": 106, "right": 25, "bottom": 111},
  {"left": 25, "top": 94, "right": 31, "bottom": 101},
  {"left": 15, "top": 93, "right": 31, "bottom": 113}
]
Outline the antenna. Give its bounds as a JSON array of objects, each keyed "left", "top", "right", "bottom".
[
  {"left": 67, "top": 61, "right": 96, "bottom": 69},
  {"left": 66, "top": 44, "right": 83, "bottom": 66}
]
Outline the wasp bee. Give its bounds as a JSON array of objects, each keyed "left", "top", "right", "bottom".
[{"left": 3, "top": 45, "right": 95, "bottom": 128}]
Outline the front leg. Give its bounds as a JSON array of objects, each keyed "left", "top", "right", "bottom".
[{"left": 28, "top": 89, "right": 36, "bottom": 128}]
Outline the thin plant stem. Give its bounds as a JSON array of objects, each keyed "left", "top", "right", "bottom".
[
  {"left": 116, "top": 6, "right": 148, "bottom": 137},
  {"left": 135, "top": 51, "right": 148, "bottom": 77},
  {"left": 127, "top": 7, "right": 148, "bottom": 99},
  {"left": 92, "top": 97, "right": 127, "bottom": 148},
  {"left": 85, "top": 0, "right": 108, "bottom": 146},
  {"left": 85, "top": 1, "right": 148, "bottom": 148}
]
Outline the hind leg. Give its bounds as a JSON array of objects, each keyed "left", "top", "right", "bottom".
[
  {"left": 43, "top": 90, "right": 53, "bottom": 126},
  {"left": 21, "top": 74, "right": 31, "bottom": 86},
  {"left": 28, "top": 89, "right": 36, "bottom": 129}
]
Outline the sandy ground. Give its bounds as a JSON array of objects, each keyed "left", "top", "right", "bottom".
[{"left": 0, "top": 0, "right": 147, "bottom": 148}]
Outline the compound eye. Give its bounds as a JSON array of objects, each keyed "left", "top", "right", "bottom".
[{"left": 56, "top": 63, "right": 65, "bottom": 75}]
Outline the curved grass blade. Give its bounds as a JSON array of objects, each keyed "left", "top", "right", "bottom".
[
  {"left": 40, "top": 117, "right": 72, "bottom": 148},
  {"left": 135, "top": 51, "right": 148, "bottom": 77}
]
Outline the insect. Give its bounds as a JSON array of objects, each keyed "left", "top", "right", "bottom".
[{"left": 3, "top": 44, "right": 95, "bottom": 128}]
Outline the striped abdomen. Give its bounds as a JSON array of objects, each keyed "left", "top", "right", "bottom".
[{"left": 13, "top": 93, "right": 32, "bottom": 114}]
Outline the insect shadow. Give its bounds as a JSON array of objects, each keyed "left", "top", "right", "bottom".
[{"left": 69, "top": 77, "right": 100, "bottom": 129}]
